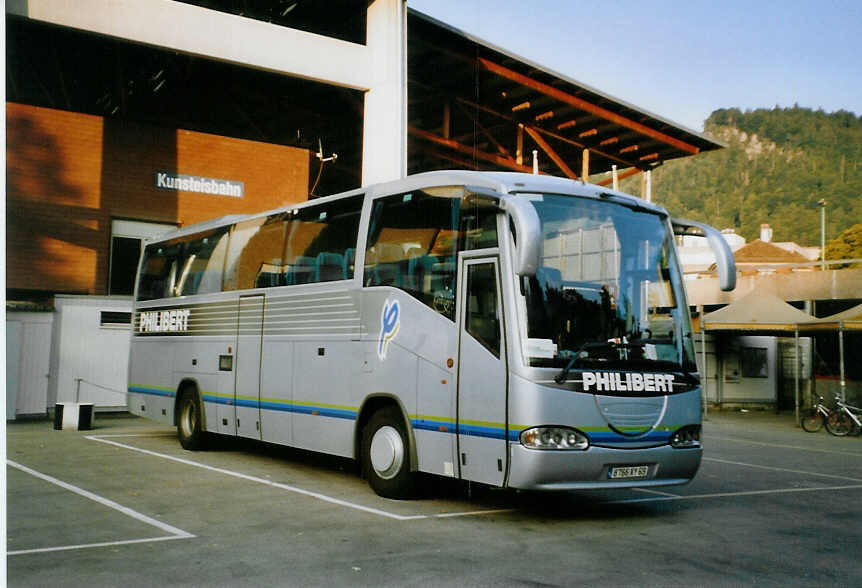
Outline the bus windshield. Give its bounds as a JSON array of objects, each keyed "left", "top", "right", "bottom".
[{"left": 520, "top": 193, "right": 696, "bottom": 373}]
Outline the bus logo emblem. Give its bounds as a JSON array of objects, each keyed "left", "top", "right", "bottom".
[{"left": 378, "top": 298, "right": 401, "bottom": 360}]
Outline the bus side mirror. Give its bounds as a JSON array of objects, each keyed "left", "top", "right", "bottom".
[
  {"left": 672, "top": 218, "right": 737, "bottom": 291},
  {"left": 465, "top": 187, "right": 541, "bottom": 277}
]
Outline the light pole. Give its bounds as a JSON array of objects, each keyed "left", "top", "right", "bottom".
[{"left": 818, "top": 199, "right": 826, "bottom": 271}]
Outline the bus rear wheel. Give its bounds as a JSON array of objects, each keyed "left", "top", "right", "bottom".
[
  {"left": 361, "top": 406, "right": 417, "bottom": 499},
  {"left": 178, "top": 390, "right": 206, "bottom": 450}
]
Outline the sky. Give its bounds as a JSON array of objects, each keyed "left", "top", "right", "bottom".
[{"left": 409, "top": 0, "right": 862, "bottom": 133}]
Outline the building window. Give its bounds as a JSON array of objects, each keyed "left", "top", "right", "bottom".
[
  {"left": 109, "top": 220, "right": 175, "bottom": 295},
  {"left": 741, "top": 347, "right": 769, "bottom": 378}
]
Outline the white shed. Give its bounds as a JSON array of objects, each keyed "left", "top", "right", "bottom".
[{"left": 48, "top": 296, "right": 134, "bottom": 411}]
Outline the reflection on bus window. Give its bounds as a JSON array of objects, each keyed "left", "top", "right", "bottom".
[
  {"left": 364, "top": 188, "right": 498, "bottom": 321},
  {"left": 137, "top": 227, "right": 230, "bottom": 300},
  {"left": 466, "top": 262, "right": 501, "bottom": 357}
]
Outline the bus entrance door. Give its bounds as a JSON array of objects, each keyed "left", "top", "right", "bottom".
[
  {"left": 457, "top": 257, "right": 507, "bottom": 486},
  {"left": 234, "top": 294, "right": 264, "bottom": 439}
]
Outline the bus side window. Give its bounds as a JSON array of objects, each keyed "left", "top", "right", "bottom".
[
  {"left": 138, "top": 228, "right": 231, "bottom": 300},
  {"left": 224, "top": 214, "right": 288, "bottom": 291},
  {"left": 137, "top": 247, "right": 175, "bottom": 301},
  {"left": 285, "top": 195, "right": 363, "bottom": 285},
  {"left": 364, "top": 189, "right": 460, "bottom": 321},
  {"left": 178, "top": 228, "right": 231, "bottom": 296}
]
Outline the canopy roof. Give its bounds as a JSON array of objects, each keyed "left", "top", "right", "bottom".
[
  {"left": 702, "top": 290, "right": 815, "bottom": 331},
  {"left": 408, "top": 11, "right": 724, "bottom": 181},
  {"left": 703, "top": 292, "right": 862, "bottom": 332},
  {"left": 799, "top": 303, "right": 862, "bottom": 331}
]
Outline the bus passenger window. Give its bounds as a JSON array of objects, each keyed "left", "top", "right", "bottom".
[
  {"left": 178, "top": 229, "right": 230, "bottom": 296},
  {"left": 137, "top": 226, "right": 230, "bottom": 300},
  {"left": 364, "top": 189, "right": 461, "bottom": 321},
  {"left": 284, "top": 195, "right": 363, "bottom": 285},
  {"left": 224, "top": 215, "right": 288, "bottom": 291}
]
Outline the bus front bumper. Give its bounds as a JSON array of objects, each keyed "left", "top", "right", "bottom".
[{"left": 506, "top": 443, "right": 702, "bottom": 491}]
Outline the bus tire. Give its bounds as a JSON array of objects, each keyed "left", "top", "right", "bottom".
[
  {"left": 178, "top": 389, "right": 206, "bottom": 450},
  {"left": 361, "top": 406, "right": 417, "bottom": 499}
]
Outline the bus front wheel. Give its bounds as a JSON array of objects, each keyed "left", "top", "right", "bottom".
[
  {"left": 361, "top": 406, "right": 417, "bottom": 499},
  {"left": 178, "top": 390, "right": 206, "bottom": 450}
]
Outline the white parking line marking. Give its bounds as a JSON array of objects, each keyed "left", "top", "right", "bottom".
[
  {"left": 633, "top": 488, "right": 680, "bottom": 497},
  {"left": 605, "top": 484, "right": 862, "bottom": 505},
  {"left": 83, "top": 434, "right": 862, "bottom": 519},
  {"left": 7, "top": 460, "right": 195, "bottom": 556},
  {"left": 404, "top": 508, "right": 515, "bottom": 520},
  {"left": 704, "top": 457, "right": 862, "bottom": 483},
  {"left": 9, "top": 536, "right": 189, "bottom": 556},
  {"left": 86, "top": 435, "right": 508, "bottom": 521},
  {"left": 707, "top": 434, "right": 862, "bottom": 457}
]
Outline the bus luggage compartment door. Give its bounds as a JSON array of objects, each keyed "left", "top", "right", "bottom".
[
  {"left": 234, "top": 294, "right": 264, "bottom": 439},
  {"left": 457, "top": 257, "right": 507, "bottom": 486}
]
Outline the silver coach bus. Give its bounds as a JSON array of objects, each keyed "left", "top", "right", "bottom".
[{"left": 128, "top": 171, "right": 735, "bottom": 498}]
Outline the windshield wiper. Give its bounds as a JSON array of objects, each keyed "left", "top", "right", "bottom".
[{"left": 554, "top": 349, "right": 581, "bottom": 384}]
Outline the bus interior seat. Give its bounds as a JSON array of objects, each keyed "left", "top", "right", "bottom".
[
  {"left": 365, "top": 243, "right": 404, "bottom": 287},
  {"left": 287, "top": 256, "right": 316, "bottom": 285},
  {"left": 405, "top": 249, "right": 433, "bottom": 291},
  {"left": 315, "top": 252, "right": 346, "bottom": 282}
]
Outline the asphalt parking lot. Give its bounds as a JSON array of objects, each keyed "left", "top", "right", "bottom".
[{"left": 7, "top": 409, "right": 862, "bottom": 587}]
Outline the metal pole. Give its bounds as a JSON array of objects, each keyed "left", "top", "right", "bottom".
[
  {"left": 75, "top": 378, "right": 82, "bottom": 403},
  {"left": 839, "top": 323, "right": 846, "bottom": 401},
  {"left": 701, "top": 323, "right": 708, "bottom": 416},
  {"left": 819, "top": 199, "right": 826, "bottom": 271},
  {"left": 794, "top": 327, "right": 799, "bottom": 424}
]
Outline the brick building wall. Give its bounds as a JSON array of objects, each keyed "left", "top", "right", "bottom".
[{"left": 6, "top": 102, "right": 310, "bottom": 296}]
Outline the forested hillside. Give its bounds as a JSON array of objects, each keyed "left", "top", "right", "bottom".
[{"left": 619, "top": 107, "right": 862, "bottom": 245}]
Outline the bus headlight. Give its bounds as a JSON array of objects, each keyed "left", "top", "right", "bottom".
[
  {"left": 520, "top": 426, "right": 589, "bottom": 450},
  {"left": 670, "top": 425, "right": 701, "bottom": 448}
]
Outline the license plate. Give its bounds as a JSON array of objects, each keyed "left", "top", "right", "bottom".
[{"left": 608, "top": 465, "right": 649, "bottom": 479}]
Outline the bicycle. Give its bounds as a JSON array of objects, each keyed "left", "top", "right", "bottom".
[
  {"left": 800, "top": 395, "right": 833, "bottom": 432},
  {"left": 824, "top": 396, "right": 862, "bottom": 437}
]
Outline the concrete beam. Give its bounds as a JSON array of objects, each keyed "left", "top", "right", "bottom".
[
  {"left": 361, "top": 0, "right": 407, "bottom": 186},
  {"left": 7, "top": 0, "right": 373, "bottom": 91},
  {"left": 685, "top": 269, "right": 862, "bottom": 306},
  {"left": 9, "top": 0, "right": 411, "bottom": 187}
]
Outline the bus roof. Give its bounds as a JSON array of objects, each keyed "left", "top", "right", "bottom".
[{"left": 143, "top": 170, "right": 668, "bottom": 245}]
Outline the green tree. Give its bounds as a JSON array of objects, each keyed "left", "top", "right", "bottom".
[
  {"left": 825, "top": 223, "right": 862, "bottom": 267},
  {"left": 641, "top": 106, "right": 862, "bottom": 246}
]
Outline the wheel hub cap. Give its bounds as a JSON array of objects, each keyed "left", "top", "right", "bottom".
[{"left": 369, "top": 426, "right": 404, "bottom": 480}]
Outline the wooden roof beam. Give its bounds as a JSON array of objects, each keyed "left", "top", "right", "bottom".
[
  {"left": 452, "top": 95, "right": 642, "bottom": 170},
  {"left": 455, "top": 101, "right": 511, "bottom": 157},
  {"left": 409, "top": 126, "right": 537, "bottom": 174},
  {"left": 523, "top": 126, "right": 579, "bottom": 180},
  {"left": 477, "top": 57, "right": 699, "bottom": 155}
]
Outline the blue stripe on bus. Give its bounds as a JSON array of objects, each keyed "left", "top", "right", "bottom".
[
  {"left": 130, "top": 386, "right": 676, "bottom": 445},
  {"left": 128, "top": 385, "right": 175, "bottom": 398}
]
